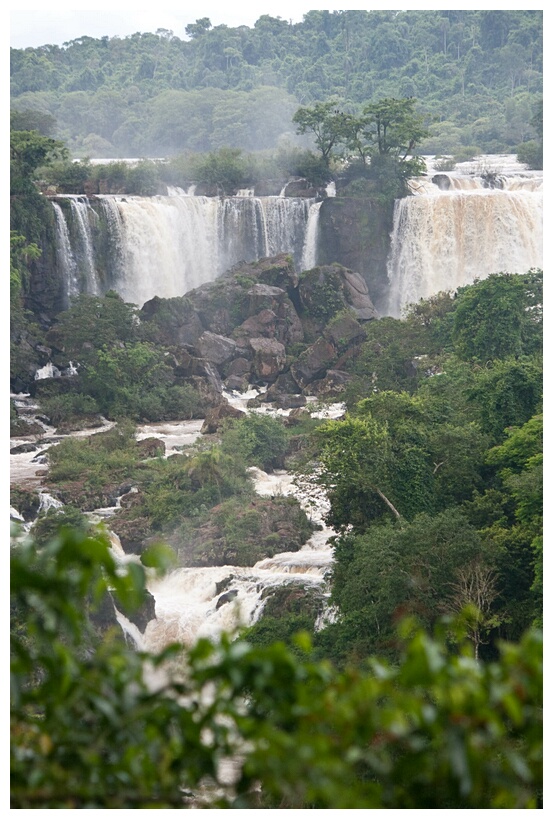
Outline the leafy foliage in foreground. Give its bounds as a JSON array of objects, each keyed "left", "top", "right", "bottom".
[{"left": 11, "top": 529, "right": 542, "bottom": 808}]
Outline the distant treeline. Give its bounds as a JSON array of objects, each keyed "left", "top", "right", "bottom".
[{"left": 11, "top": 9, "right": 542, "bottom": 158}]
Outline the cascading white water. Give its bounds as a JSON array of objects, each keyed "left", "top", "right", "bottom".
[
  {"left": 301, "top": 201, "right": 322, "bottom": 271},
  {"left": 52, "top": 201, "right": 79, "bottom": 303},
  {"left": 103, "top": 195, "right": 221, "bottom": 305},
  {"left": 142, "top": 464, "right": 335, "bottom": 654},
  {"left": 387, "top": 171, "right": 543, "bottom": 316},
  {"left": 52, "top": 194, "right": 316, "bottom": 307},
  {"left": 69, "top": 199, "right": 101, "bottom": 294},
  {"left": 260, "top": 196, "right": 313, "bottom": 260}
]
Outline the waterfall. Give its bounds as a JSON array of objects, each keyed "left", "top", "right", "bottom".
[
  {"left": 301, "top": 201, "right": 322, "bottom": 270},
  {"left": 69, "top": 199, "right": 101, "bottom": 294},
  {"left": 387, "top": 173, "right": 543, "bottom": 317},
  {"left": 52, "top": 202, "right": 79, "bottom": 304},
  {"left": 52, "top": 194, "right": 316, "bottom": 307}
]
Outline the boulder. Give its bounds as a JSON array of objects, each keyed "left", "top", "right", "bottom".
[
  {"left": 225, "top": 357, "right": 251, "bottom": 377},
  {"left": 234, "top": 309, "right": 278, "bottom": 341},
  {"left": 10, "top": 442, "right": 38, "bottom": 454},
  {"left": 272, "top": 394, "right": 307, "bottom": 410},
  {"left": 264, "top": 371, "right": 302, "bottom": 400},
  {"left": 201, "top": 402, "right": 245, "bottom": 434},
  {"left": 323, "top": 312, "right": 365, "bottom": 351},
  {"left": 249, "top": 337, "right": 287, "bottom": 382},
  {"left": 247, "top": 283, "right": 287, "bottom": 314},
  {"left": 291, "top": 337, "right": 337, "bottom": 389},
  {"left": 139, "top": 296, "right": 205, "bottom": 347},
  {"left": 137, "top": 438, "right": 166, "bottom": 459},
  {"left": 252, "top": 254, "right": 299, "bottom": 290},
  {"left": 341, "top": 269, "right": 379, "bottom": 320},
  {"left": 305, "top": 369, "right": 353, "bottom": 398},
  {"left": 216, "top": 589, "right": 239, "bottom": 609},
  {"left": 195, "top": 332, "right": 238, "bottom": 366},
  {"left": 225, "top": 375, "right": 250, "bottom": 392}
]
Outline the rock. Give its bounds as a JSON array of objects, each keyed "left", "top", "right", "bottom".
[
  {"left": 123, "top": 589, "right": 156, "bottom": 632},
  {"left": 11, "top": 442, "right": 39, "bottom": 454},
  {"left": 110, "top": 515, "right": 153, "bottom": 553},
  {"left": 234, "top": 309, "right": 278, "bottom": 341},
  {"left": 225, "top": 357, "right": 251, "bottom": 377},
  {"left": 280, "top": 179, "right": 318, "bottom": 197},
  {"left": 249, "top": 337, "right": 287, "bottom": 382},
  {"left": 119, "top": 489, "right": 143, "bottom": 509},
  {"left": 253, "top": 254, "right": 299, "bottom": 290},
  {"left": 216, "top": 589, "right": 239, "bottom": 609},
  {"left": 317, "top": 197, "right": 393, "bottom": 313},
  {"left": 432, "top": 173, "right": 452, "bottom": 190},
  {"left": 291, "top": 338, "right": 337, "bottom": 389},
  {"left": 185, "top": 375, "right": 226, "bottom": 408},
  {"left": 264, "top": 371, "right": 302, "bottom": 399},
  {"left": 305, "top": 369, "right": 353, "bottom": 398},
  {"left": 284, "top": 408, "right": 312, "bottom": 426},
  {"left": 247, "top": 283, "right": 287, "bottom": 314},
  {"left": 225, "top": 375, "right": 249, "bottom": 392},
  {"left": 137, "top": 438, "right": 166, "bottom": 459},
  {"left": 195, "top": 331, "right": 238, "bottom": 366},
  {"left": 272, "top": 394, "right": 307, "bottom": 409},
  {"left": 201, "top": 402, "right": 245, "bottom": 434},
  {"left": 323, "top": 312, "right": 365, "bottom": 351},
  {"left": 139, "top": 296, "right": 205, "bottom": 347}
]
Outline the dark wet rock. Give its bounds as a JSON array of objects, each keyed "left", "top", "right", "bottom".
[
  {"left": 195, "top": 331, "right": 238, "bottom": 366},
  {"left": 249, "top": 337, "right": 287, "bottom": 382},
  {"left": 305, "top": 369, "right": 353, "bottom": 398},
  {"left": 432, "top": 173, "right": 452, "bottom": 190},
  {"left": 323, "top": 312, "right": 365, "bottom": 351},
  {"left": 11, "top": 442, "right": 38, "bottom": 454},
  {"left": 272, "top": 394, "right": 307, "bottom": 410},
  {"left": 264, "top": 371, "right": 302, "bottom": 400},
  {"left": 110, "top": 515, "right": 153, "bottom": 553},
  {"left": 216, "top": 589, "right": 239, "bottom": 609},
  {"left": 137, "top": 437, "right": 166, "bottom": 459},
  {"left": 201, "top": 402, "right": 245, "bottom": 434},
  {"left": 291, "top": 337, "right": 337, "bottom": 389},
  {"left": 225, "top": 375, "right": 250, "bottom": 392}
]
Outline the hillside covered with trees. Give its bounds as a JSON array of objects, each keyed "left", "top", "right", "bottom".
[{"left": 11, "top": 10, "right": 542, "bottom": 159}]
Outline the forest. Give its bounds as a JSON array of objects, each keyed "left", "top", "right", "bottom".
[
  {"left": 11, "top": 10, "right": 542, "bottom": 160},
  {"left": 10, "top": 9, "right": 542, "bottom": 810}
]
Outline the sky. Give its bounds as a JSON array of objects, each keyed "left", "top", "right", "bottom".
[
  {"left": 9, "top": 4, "right": 350, "bottom": 49},
  {"left": 10, "top": 3, "right": 530, "bottom": 49}
]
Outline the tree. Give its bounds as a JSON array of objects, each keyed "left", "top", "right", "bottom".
[
  {"left": 452, "top": 271, "right": 542, "bottom": 362},
  {"left": 292, "top": 101, "right": 352, "bottom": 167},
  {"left": 315, "top": 415, "right": 401, "bottom": 530},
  {"left": 10, "top": 108, "right": 57, "bottom": 136},
  {"left": 185, "top": 18, "right": 212, "bottom": 38},
  {"left": 348, "top": 97, "right": 429, "bottom": 167},
  {"left": 11, "top": 527, "right": 543, "bottom": 808},
  {"left": 10, "top": 129, "right": 66, "bottom": 195},
  {"left": 443, "top": 562, "right": 501, "bottom": 658}
]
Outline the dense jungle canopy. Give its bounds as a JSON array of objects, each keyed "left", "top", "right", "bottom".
[{"left": 10, "top": 9, "right": 542, "bottom": 157}]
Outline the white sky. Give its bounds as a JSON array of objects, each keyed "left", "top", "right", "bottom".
[
  {"left": 9, "top": 5, "right": 345, "bottom": 49},
  {"left": 10, "top": 3, "right": 537, "bottom": 49}
]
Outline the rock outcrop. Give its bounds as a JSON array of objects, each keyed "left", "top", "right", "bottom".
[{"left": 139, "top": 254, "right": 378, "bottom": 405}]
